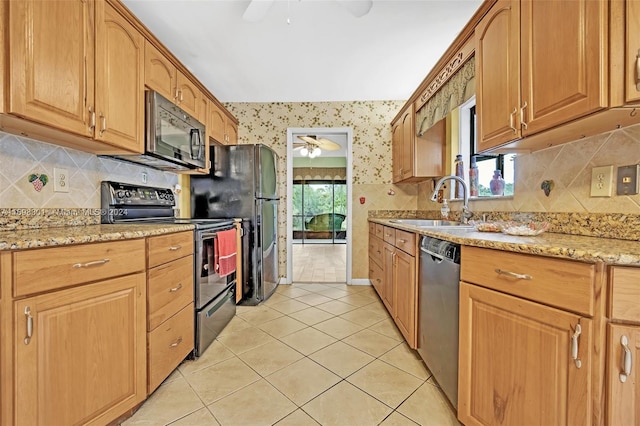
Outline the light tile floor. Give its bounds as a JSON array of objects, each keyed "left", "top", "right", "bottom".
[
  {"left": 292, "top": 244, "right": 346, "bottom": 282},
  {"left": 122, "top": 283, "right": 460, "bottom": 426}
]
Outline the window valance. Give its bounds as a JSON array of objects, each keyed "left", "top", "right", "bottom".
[
  {"left": 416, "top": 56, "right": 475, "bottom": 136},
  {"left": 293, "top": 167, "right": 347, "bottom": 181}
]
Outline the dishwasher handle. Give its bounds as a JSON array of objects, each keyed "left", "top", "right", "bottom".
[{"left": 420, "top": 246, "right": 444, "bottom": 261}]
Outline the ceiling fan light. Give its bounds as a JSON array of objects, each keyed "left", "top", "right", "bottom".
[{"left": 300, "top": 147, "right": 309, "bottom": 156}]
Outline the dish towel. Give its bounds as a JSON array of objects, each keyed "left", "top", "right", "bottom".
[{"left": 215, "top": 229, "right": 237, "bottom": 277}]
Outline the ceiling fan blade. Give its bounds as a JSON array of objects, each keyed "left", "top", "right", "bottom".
[
  {"left": 336, "top": 0, "right": 372, "bottom": 18},
  {"left": 317, "top": 137, "right": 341, "bottom": 151},
  {"left": 297, "top": 135, "right": 321, "bottom": 147},
  {"left": 242, "top": 0, "right": 274, "bottom": 22}
]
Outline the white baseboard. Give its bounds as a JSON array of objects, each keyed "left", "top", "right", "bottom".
[{"left": 350, "top": 279, "right": 372, "bottom": 286}]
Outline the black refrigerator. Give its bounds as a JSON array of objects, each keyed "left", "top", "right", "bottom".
[{"left": 191, "top": 144, "right": 279, "bottom": 305}]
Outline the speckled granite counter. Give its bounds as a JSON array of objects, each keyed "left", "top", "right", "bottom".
[
  {"left": 0, "top": 223, "right": 195, "bottom": 251},
  {"left": 370, "top": 218, "right": 640, "bottom": 266}
]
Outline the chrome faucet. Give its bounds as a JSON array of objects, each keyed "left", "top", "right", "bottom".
[{"left": 430, "top": 175, "right": 474, "bottom": 223}]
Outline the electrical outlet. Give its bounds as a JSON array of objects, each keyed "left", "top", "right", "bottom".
[
  {"left": 141, "top": 172, "right": 148, "bottom": 184},
  {"left": 590, "top": 165, "right": 613, "bottom": 197},
  {"left": 53, "top": 168, "right": 70, "bottom": 193},
  {"left": 617, "top": 164, "right": 640, "bottom": 195}
]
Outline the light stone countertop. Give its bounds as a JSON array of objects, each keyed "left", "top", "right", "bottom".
[
  {"left": 370, "top": 218, "right": 640, "bottom": 266},
  {"left": 0, "top": 223, "right": 195, "bottom": 251}
]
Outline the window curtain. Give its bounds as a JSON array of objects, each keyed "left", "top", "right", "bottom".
[
  {"left": 293, "top": 167, "right": 347, "bottom": 181},
  {"left": 416, "top": 56, "right": 475, "bottom": 136}
]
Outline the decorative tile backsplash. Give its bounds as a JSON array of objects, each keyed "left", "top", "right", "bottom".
[{"left": 0, "top": 131, "right": 179, "bottom": 210}]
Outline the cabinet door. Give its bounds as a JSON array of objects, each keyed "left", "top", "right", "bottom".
[
  {"left": 226, "top": 119, "right": 239, "bottom": 145},
  {"left": 607, "top": 324, "right": 640, "bottom": 426},
  {"left": 520, "top": 0, "right": 607, "bottom": 135},
  {"left": 176, "top": 73, "right": 201, "bottom": 119},
  {"left": 391, "top": 121, "right": 403, "bottom": 183},
  {"left": 14, "top": 273, "right": 146, "bottom": 426},
  {"left": 94, "top": 2, "right": 144, "bottom": 152},
  {"left": 400, "top": 108, "right": 414, "bottom": 181},
  {"left": 382, "top": 243, "right": 395, "bottom": 313},
  {"left": 208, "top": 102, "right": 227, "bottom": 144},
  {"left": 394, "top": 249, "right": 416, "bottom": 348},
  {"left": 9, "top": 0, "right": 94, "bottom": 137},
  {"left": 626, "top": 0, "right": 640, "bottom": 104},
  {"left": 475, "top": 0, "right": 521, "bottom": 152},
  {"left": 144, "top": 42, "right": 177, "bottom": 101},
  {"left": 459, "top": 282, "right": 591, "bottom": 426}
]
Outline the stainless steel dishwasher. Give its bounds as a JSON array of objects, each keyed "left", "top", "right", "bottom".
[{"left": 417, "top": 235, "right": 461, "bottom": 408}]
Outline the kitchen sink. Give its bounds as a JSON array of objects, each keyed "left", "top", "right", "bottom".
[{"left": 389, "top": 219, "right": 474, "bottom": 228}]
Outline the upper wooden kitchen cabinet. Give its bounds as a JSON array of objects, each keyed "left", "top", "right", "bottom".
[
  {"left": 476, "top": 0, "right": 608, "bottom": 152},
  {"left": 209, "top": 101, "right": 238, "bottom": 145},
  {"left": 391, "top": 101, "right": 444, "bottom": 183},
  {"left": 94, "top": 0, "right": 145, "bottom": 152},
  {"left": 391, "top": 105, "right": 415, "bottom": 183},
  {"left": 144, "top": 41, "right": 205, "bottom": 122},
  {"left": 623, "top": 0, "right": 640, "bottom": 105},
  {"left": 8, "top": 0, "right": 145, "bottom": 153}
]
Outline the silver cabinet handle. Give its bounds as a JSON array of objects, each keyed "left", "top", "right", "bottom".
[
  {"left": 398, "top": 239, "right": 407, "bottom": 243},
  {"left": 179, "top": 90, "right": 184, "bottom": 102},
  {"left": 73, "top": 258, "right": 110, "bottom": 268},
  {"left": 99, "top": 112, "right": 107, "bottom": 136},
  {"left": 169, "top": 337, "right": 183, "bottom": 348},
  {"left": 636, "top": 49, "right": 640, "bottom": 91},
  {"left": 89, "top": 107, "right": 96, "bottom": 131},
  {"left": 620, "top": 335, "right": 632, "bottom": 383},
  {"left": 168, "top": 245, "right": 182, "bottom": 251},
  {"left": 520, "top": 101, "right": 528, "bottom": 130},
  {"left": 495, "top": 269, "right": 532, "bottom": 280},
  {"left": 169, "top": 283, "right": 183, "bottom": 293},
  {"left": 24, "top": 306, "right": 33, "bottom": 345},
  {"left": 509, "top": 107, "right": 517, "bottom": 133},
  {"left": 571, "top": 323, "right": 582, "bottom": 369}
]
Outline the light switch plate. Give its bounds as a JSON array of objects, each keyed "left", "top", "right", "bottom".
[
  {"left": 590, "top": 165, "right": 613, "bottom": 197},
  {"left": 53, "top": 168, "right": 69, "bottom": 193},
  {"left": 617, "top": 165, "right": 640, "bottom": 195}
]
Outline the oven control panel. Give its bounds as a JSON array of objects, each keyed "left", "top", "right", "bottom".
[{"left": 101, "top": 181, "right": 175, "bottom": 207}]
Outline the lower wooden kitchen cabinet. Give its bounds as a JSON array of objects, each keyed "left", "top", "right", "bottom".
[
  {"left": 146, "top": 231, "right": 195, "bottom": 394},
  {"left": 459, "top": 282, "right": 592, "bottom": 426},
  {"left": 2, "top": 238, "right": 147, "bottom": 425},
  {"left": 459, "top": 246, "right": 597, "bottom": 426},
  {"left": 606, "top": 266, "right": 640, "bottom": 425},
  {"left": 368, "top": 222, "right": 418, "bottom": 349}
]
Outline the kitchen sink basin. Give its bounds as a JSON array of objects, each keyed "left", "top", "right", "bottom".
[{"left": 389, "top": 219, "right": 474, "bottom": 228}]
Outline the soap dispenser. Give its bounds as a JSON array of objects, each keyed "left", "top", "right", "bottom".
[{"left": 440, "top": 199, "right": 450, "bottom": 219}]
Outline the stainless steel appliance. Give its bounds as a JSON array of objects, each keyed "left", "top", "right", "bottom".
[
  {"left": 417, "top": 235, "right": 461, "bottom": 408},
  {"left": 190, "top": 144, "right": 279, "bottom": 305},
  {"left": 100, "top": 181, "right": 236, "bottom": 357},
  {"left": 107, "top": 91, "right": 206, "bottom": 171}
]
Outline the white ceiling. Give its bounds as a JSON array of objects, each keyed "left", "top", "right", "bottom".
[{"left": 122, "top": 0, "right": 483, "bottom": 103}]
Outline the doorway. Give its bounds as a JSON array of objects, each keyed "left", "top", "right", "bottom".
[{"left": 286, "top": 128, "right": 353, "bottom": 284}]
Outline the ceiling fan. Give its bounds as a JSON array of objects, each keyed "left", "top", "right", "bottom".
[
  {"left": 294, "top": 135, "right": 341, "bottom": 158},
  {"left": 243, "top": 0, "right": 373, "bottom": 22}
]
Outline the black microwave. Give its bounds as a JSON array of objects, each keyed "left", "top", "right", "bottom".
[{"left": 107, "top": 90, "right": 206, "bottom": 171}]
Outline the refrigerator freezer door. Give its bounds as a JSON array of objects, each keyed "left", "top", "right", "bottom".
[
  {"left": 256, "top": 198, "right": 279, "bottom": 301},
  {"left": 256, "top": 145, "right": 278, "bottom": 199}
]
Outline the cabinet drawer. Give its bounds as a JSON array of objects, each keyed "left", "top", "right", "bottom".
[
  {"left": 147, "top": 231, "right": 193, "bottom": 268},
  {"left": 369, "top": 257, "right": 383, "bottom": 297},
  {"left": 394, "top": 229, "right": 415, "bottom": 256},
  {"left": 369, "top": 222, "right": 376, "bottom": 235},
  {"left": 148, "top": 303, "right": 194, "bottom": 393},
  {"left": 148, "top": 255, "right": 194, "bottom": 331},
  {"left": 375, "top": 224, "right": 384, "bottom": 239},
  {"left": 369, "top": 235, "right": 383, "bottom": 266},
  {"left": 383, "top": 226, "right": 395, "bottom": 244},
  {"left": 14, "top": 239, "right": 145, "bottom": 297},
  {"left": 610, "top": 266, "right": 640, "bottom": 323},
  {"left": 461, "top": 246, "right": 595, "bottom": 316}
]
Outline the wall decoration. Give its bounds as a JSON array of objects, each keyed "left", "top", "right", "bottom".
[{"left": 28, "top": 174, "right": 48, "bottom": 192}]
